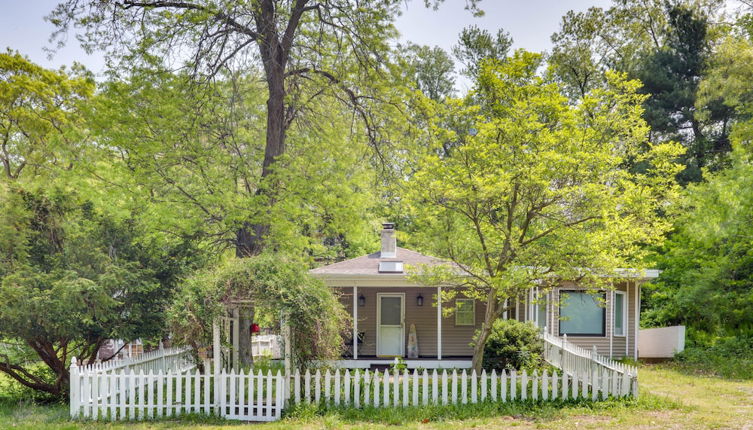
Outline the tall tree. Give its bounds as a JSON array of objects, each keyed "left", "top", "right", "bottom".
[
  {"left": 402, "top": 43, "right": 456, "bottom": 101},
  {"left": 635, "top": 4, "right": 732, "bottom": 183},
  {"left": 406, "top": 52, "right": 683, "bottom": 371},
  {"left": 549, "top": 0, "right": 730, "bottom": 183},
  {"left": 50, "top": 0, "right": 479, "bottom": 256},
  {"left": 0, "top": 53, "right": 201, "bottom": 397},
  {"left": 0, "top": 50, "right": 93, "bottom": 182},
  {"left": 452, "top": 25, "right": 512, "bottom": 78},
  {"left": 646, "top": 17, "right": 753, "bottom": 338},
  {"left": 0, "top": 186, "right": 200, "bottom": 397},
  {"left": 50, "top": 0, "right": 459, "bottom": 365}
]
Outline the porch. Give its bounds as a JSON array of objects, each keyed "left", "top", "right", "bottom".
[{"left": 334, "top": 284, "right": 485, "bottom": 366}]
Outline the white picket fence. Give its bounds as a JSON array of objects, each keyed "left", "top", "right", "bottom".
[
  {"left": 77, "top": 344, "right": 195, "bottom": 375},
  {"left": 69, "top": 366, "right": 285, "bottom": 422},
  {"left": 288, "top": 366, "right": 633, "bottom": 408},
  {"left": 542, "top": 332, "right": 638, "bottom": 397},
  {"left": 70, "top": 336, "right": 638, "bottom": 422}
]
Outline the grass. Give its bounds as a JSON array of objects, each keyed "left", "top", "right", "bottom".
[{"left": 1, "top": 364, "right": 752, "bottom": 429}]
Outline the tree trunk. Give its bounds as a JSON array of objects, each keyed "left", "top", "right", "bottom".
[
  {"left": 235, "top": 0, "right": 295, "bottom": 358},
  {"left": 238, "top": 307, "right": 255, "bottom": 367},
  {"left": 471, "top": 290, "right": 499, "bottom": 372},
  {"left": 235, "top": 29, "right": 287, "bottom": 257}
]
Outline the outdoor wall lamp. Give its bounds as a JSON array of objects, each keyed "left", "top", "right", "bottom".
[
  {"left": 358, "top": 294, "right": 366, "bottom": 307},
  {"left": 416, "top": 294, "right": 424, "bottom": 307}
]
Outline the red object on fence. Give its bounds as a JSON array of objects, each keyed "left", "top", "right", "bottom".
[{"left": 250, "top": 323, "right": 260, "bottom": 334}]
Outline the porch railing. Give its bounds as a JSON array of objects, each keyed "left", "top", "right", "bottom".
[{"left": 541, "top": 331, "right": 638, "bottom": 397}]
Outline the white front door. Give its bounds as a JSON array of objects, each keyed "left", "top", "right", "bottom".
[{"left": 377, "top": 293, "right": 404, "bottom": 357}]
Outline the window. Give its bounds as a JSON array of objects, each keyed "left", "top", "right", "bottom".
[
  {"left": 614, "top": 291, "right": 626, "bottom": 336},
  {"left": 532, "top": 289, "right": 548, "bottom": 329},
  {"left": 455, "top": 298, "right": 475, "bottom": 326},
  {"left": 537, "top": 297, "right": 548, "bottom": 329},
  {"left": 559, "top": 291, "right": 605, "bottom": 336}
]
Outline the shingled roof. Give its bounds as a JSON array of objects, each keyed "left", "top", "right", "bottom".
[{"left": 309, "top": 247, "right": 447, "bottom": 277}]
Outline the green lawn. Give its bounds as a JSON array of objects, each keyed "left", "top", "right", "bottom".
[{"left": 1, "top": 364, "right": 751, "bottom": 429}]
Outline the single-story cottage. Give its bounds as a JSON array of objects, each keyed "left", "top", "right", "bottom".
[{"left": 310, "top": 223, "right": 658, "bottom": 369}]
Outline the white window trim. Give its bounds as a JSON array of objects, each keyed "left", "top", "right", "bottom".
[
  {"left": 455, "top": 298, "right": 475, "bottom": 326},
  {"left": 614, "top": 291, "right": 627, "bottom": 337}
]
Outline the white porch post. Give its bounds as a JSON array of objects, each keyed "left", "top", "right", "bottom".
[
  {"left": 635, "top": 281, "right": 641, "bottom": 360},
  {"left": 353, "top": 285, "right": 358, "bottom": 360},
  {"left": 212, "top": 319, "right": 221, "bottom": 414},
  {"left": 609, "top": 288, "right": 614, "bottom": 358},
  {"left": 437, "top": 286, "right": 442, "bottom": 360},
  {"left": 626, "top": 281, "right": 631, "bottom": 357}
]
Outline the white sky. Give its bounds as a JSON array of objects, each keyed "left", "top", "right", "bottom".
[{"left": 1, "top": 0, "right": 612, "bottom": 79}]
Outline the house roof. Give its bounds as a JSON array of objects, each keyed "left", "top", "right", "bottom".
[
  {"left": 309, "top": 247, "right": 661, "bottom": 281},
  {"left": 309, "top": 247, "right": 447, "bottom": 277}
]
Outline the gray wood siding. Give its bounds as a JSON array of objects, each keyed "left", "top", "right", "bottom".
[
  {"left": 336, "top": 287, "right": 486, "bottom": 357},
  {"left": 336, "top": 281, "right": 640, "bottom": 360},
  {"left": 510, "top": 281, "right": 638, "bottom": 359}
]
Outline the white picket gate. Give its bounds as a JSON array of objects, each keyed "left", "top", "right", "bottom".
[{"left": 69, "top": 365, "right": 285, "bottom": 422}]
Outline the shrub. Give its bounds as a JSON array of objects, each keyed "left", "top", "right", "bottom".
[
  {"left": 482, "top": 319, "right": 544, "bottom": 371},
  {"left": 673, "top": 335, "right": 753, "bottom": 379}
]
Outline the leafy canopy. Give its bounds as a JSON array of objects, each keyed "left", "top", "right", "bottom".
[
  {"left": 168, "top": 255, "right": 348, "bottom": 368},
  {"left": 0, "top": 50, "right": 93, "bottom": 182},
  {"left": 406, "top": 51, "right": 683, "bottom": 370}
]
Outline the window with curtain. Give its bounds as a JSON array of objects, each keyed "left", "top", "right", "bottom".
[
  {"left": 559, "top": 291, "right": 605, "bottom": 336},
  {"left": 455, "top": 298, "right": 475, "bottom": 326},
  {"left": 614, "top": 291, "right": 626, "bottom": 336}
]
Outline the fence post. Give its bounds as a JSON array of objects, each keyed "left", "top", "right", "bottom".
[
  {"left": 159, "top": 341, "right": 166, "bottom": 372},
  {"left": 212, "top": 320, "right": 221, "bottom": 416},
  {"left": 282, "top": 312, "right": 292, "bottom": 404},
  {"left": 69, "top": 357, "right": 79, "bottom": 419},
  {"left": 591, "top": 345, "right": 598, "bottom": 400}
]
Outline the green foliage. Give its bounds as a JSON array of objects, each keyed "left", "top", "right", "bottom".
[
  {"left": 0, "top": 50, "right": 93, "bottom": 182},
  {"left": 549, "top": 0, "right": 731, "bottom": 183},
  {"left": 401, "top": 43, "right": 456, "bottom": 101},
  {"left": 0, "top": 186, "right": 200, "bottom": 397},
  {"left": 482, "top": 320, "right": 544, "bottom": 371},
  {"left": 635, "top": 4, "right": 731, "bottom": 184},
  {"left": 452, "top": 25, "right": 512, "bottom": 78},
  {"left": 644, "top": 148, "right": 753, "bottom": 337},
  {"left": 406, "top": 50, "right": 683, "bottom": 369},
  {"left": 168, "top": 255, "right": 348, "bottom": 367},
  {"left": 389, "top": 357, "right": 408, "bottom": 373},
  {"left": 85, "top": 67, "right": 380, "bottom": 262},
  {"left": 672, "top": 335, "right": 753, "bottom": 380}
]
